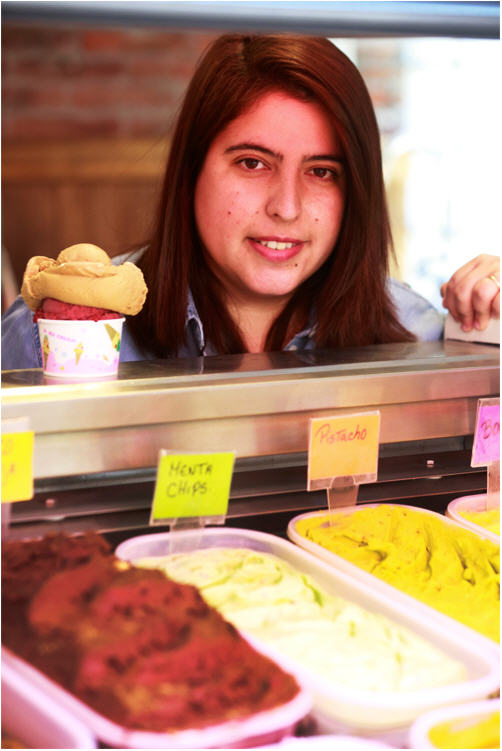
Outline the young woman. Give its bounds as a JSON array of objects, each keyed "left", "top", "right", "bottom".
[{"left": 2, "top": 34, "right": 499, "bottom": 368}]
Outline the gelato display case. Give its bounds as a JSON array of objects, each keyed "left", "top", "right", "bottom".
[
  {"left": 1, "top": 340, "right": 499, "bottom": 540},
  {"left": 2, "top": 4, "right": 500, "bottom": 750}
]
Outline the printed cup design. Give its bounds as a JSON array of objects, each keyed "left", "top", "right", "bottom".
[{"left": 37, "top": 318, "right": 125, "bottom": 378}]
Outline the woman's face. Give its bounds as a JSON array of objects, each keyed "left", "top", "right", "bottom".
[{"left": 194, "top": 90, "right": 346, "bottom": 310}]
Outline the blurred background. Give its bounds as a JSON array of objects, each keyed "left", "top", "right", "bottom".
[{"left": 2, "top": 2, "right": 500, "bottom": 313}]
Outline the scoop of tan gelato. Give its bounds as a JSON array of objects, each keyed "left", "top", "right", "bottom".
[{"left": 21, "top": 243, "right": 147, "bottom": 316}]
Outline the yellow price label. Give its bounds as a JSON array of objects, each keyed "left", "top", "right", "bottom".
[
  {"left": 308, "top": 412, "right": 380, "bottom": 488},
  {"left": 1, "top": 430, "right": 34, "bottom": 503},
  {"left": 151, "top": 452, "right": 235, "bottom": 523}
]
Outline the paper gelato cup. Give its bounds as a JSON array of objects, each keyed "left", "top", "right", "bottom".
[{"left": 37, "top": 318, "right": 125, "bottom": 378}]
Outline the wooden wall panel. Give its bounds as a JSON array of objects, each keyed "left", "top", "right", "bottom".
[{"left": 2, "top": 138, "right": 167, "bottom": 310}]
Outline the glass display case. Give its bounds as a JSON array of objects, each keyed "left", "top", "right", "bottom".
[
  {"left": 1, "top": 7, "right": 500, "bottom": 751},
  {"left": 2, "top": 340, "right": 498, "bottom": 539}
]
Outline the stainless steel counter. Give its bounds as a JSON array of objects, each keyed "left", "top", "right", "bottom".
[
  {"left": 2, "top": 340, "right": 499, "bottom": 478},
  {"left": 2, "top": 340, "right": 499, "bottom": 537}
]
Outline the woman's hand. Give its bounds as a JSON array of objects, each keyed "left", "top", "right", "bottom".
[{"left": 440, "top": 254, "right": 500, "bottom": 332}]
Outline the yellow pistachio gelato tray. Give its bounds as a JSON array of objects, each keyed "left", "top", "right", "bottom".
[
  {"left": 408, "top": 698, "right": 500, "bottom": 749},
  {"left": 446, "top": 494, "right": 500, "bottom": 544},
  {"left": 288, "top": 504, "right": 500, "bottom": 644},
  {"left": 116, "top": 527, "right": 499, "bottom": 741}
]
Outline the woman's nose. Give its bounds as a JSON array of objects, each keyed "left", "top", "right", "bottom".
[{"left": 265, "top": 171, "right": 302, "bottom": 222}]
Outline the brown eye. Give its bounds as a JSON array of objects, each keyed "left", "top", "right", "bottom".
[
  {"left": 237, "top": 157, "right": 265, "bottom": 171},
  {"left": 311, "top": 166, "right": 336, "bottom": 180}
]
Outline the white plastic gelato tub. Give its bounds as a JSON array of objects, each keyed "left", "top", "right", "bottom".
[
  {"left": 446, "top": 494, "right": 500, "bottom": 544},
  {"left": 257, "top": 735, "right": 391, "bottom": 749},
  {"left": 2, "top": 654, "right": 97, "bottom": 749},
  {"left": 408, "top": 698, "right": 500, "bottom": 749},
  {"left": 115, "top": 527, "right": 499, "bottom": 741}
]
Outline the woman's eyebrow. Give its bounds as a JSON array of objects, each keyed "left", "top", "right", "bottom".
[
  {"left": 305, "top": 154, "right": 344, "bottom": 164},
  {"left": 225, "top": 143, "right": 280, "bottom": 159},
  {"left": 225, "top": 143, "right": 343, "bottom": 165}
]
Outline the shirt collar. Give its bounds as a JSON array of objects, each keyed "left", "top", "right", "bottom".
[
  {"left": 285, "top": 304, "right": 317, "bottom": 348},
  {"left": 284, "top": 321, "right": 316, "bottom": 351},
  {"left": 185, "top": 288, "right": 317, "bottom": 354},
  {"left": 185, "top": 288, "right": 206, "bottom": 354}
]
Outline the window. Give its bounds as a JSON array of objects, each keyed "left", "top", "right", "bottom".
[{"left": 334, "top": 37, "right": 501, "bottom": 309}]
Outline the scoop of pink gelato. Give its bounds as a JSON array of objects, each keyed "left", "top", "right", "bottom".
[{"left": 34, "top": 297, "right": 121, "bottom": 322}]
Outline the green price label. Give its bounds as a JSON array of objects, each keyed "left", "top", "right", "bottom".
[{"left": 151, "top": 452, "right": 235, "bottom": 522}]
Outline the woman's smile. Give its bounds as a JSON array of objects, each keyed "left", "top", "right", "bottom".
[{"left": 248, "top": 236, "right": 305, "bottom": 262}]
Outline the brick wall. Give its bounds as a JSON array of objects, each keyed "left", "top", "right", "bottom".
[
  {"left": 2, "top": 24, "right": 402, "bottom": 142},
  {"left": 2, "top": 24, "right": 220, "bottom": 140},
  {"left": 356, "top": 40, "right": 403, "bottom": 138}
]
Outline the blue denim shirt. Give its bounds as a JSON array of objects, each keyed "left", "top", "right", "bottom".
[{"left": 1, "top": 276, "right": 444, "bottom": 370}]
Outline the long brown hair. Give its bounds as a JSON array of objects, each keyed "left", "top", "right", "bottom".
[{"left": 129, "top": 34, "right": 414, "bottom": 356}]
